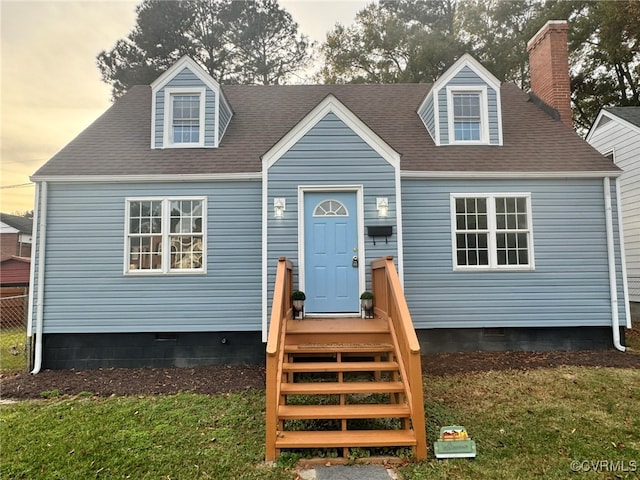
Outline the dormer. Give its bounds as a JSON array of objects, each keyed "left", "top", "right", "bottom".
[
  {"left": 418, "top": 54, "right": 502, "bottom": 146},
  {"left": 151, "top": 56, "right": 232, "bottom": 149}
]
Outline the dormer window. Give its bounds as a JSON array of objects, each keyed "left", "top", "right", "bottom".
[
  {"left": 163, "top": 87, "right": 206, "bottom": 148},
  {"left": 447, "top": 86, "right": 488, "bottom": 144},
  {"left": 417, "top": 54, "right": 502, "bottom": 146},
  {"left": 151, "top": 57, "right": 233, "bottom": 149}
]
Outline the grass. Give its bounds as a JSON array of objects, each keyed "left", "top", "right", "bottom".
[
  {"left": 0, "top": 326, "right": 28, "bottom": 373},
  {"left": 1, "top": 367, "right": 639, "bottom": 479},
  {"left": 0, "top": 391, "right": 290, "bottom": 480}
]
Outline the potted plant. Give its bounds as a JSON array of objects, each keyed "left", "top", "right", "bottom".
[
  {"left": 291, "top": 290, "right": 306, "bottom": 319},
  {"left": 360, "top": 291, "right": 374, "bottom": 318}
]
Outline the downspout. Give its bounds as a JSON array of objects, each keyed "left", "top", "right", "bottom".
[
  {"left": 31, "top": 181, "right": 48, "bottom": 374},
  {"left": 26, "top": 182, "right": 40, "bottom": 368},
  {"left": 603, "top": 177, "right": 625, "bottom": 352},
  {"left": 615, "top": 177, "right": 632, "bottom": 329}
]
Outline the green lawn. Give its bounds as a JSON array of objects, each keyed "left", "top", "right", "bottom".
[
  {"left": 0, "top": 327, "right": 28, "bottom": 373},
  {"left": 2, "top": 366, "right": 639, "bottom": 479}
]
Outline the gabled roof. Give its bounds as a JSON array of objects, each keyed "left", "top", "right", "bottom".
[
  {"left": 0, "top": 213, "right": 33, "bottom": 234},
  {"left": 33, "top": 82, "right": 619, "bottom": 178},
  {"left": 605, "top": 107, "right": 640, "bottom": 128},
  {"left": 586, "top": 106, "right": 640, "bottom": 142}
]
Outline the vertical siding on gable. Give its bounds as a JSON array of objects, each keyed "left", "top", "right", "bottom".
[
  {"left": 155, "top": 67, "right": 217, "bottom": 148},
  {"left": 588, "top": 119, "right": 640, "bottom": 301},
  {"left": 401, "top": 178, "right": 627, "bottom": 329},
  {"left": 437, "top": 66, "right": 500, "bottom": 145},
  {"left": 33, "top": 181, "right": 262, "bottom": 334},
  {"left": 267, "top": 112, "right": 398, "bottom": 309},
  {"left": 417, "top": 93, "right": 436, "bottom": 141}
]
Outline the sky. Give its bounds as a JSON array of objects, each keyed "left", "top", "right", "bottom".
[{"left": 0, "top": 0, "right": 368, "bottom": 214}]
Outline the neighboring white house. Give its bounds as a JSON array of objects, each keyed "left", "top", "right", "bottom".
[{"left": 587, "top": 107, "right": 640, "bottom": 303}]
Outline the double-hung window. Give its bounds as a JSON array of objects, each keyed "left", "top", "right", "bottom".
[
  {"left": 163, "top": 87, "right": 205, "bottom": 147},
  {"left": 447, "top": 86, "right": 488, "bottom": 144},
  {"left": 125, "top": 197, "right": 206, "bottom": 274},
  {"left": 451, "top": 193, "right": 534, "bottom": 270}
]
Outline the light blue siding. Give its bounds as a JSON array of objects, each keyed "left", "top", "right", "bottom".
[
  {"left": 437, "top": 66, "right": 500, "bottom": 145},
  {"left": 437, "top": 90, "right": 449, "bottom": 144},
  {"left": 401, "top": 178, "right": 628, "bottom": 329},
  {"left": 219, "top": 95, "right": 232, "bottom": 140},
  {"left": 35, "top": 181, "right": 262, "bottom": 334},
  {"left": 417, "top": 93, "right": 436, "bottom": 141},
  {"left": 267, "top": 112, "right": 398, "bottom": 308},
  {"left": 155, "top": 67, "right": 217, "bottom": 148}
]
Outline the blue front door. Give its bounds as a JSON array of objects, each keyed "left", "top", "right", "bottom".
[{"left": 304, "top": 192, "right": 359, "bottom": 313}]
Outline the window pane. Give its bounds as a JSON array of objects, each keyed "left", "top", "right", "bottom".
[
  {"left": 172, "top": 94, "right": 200, "bottom": 143},
  {"left": 170, "top": 235, "right": 204, "bottom": 269},
  {"left": 453, "top": 92, "right": 481, "bottom": 141}
]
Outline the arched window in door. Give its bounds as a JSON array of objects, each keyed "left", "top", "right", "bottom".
[{"left": 313, "top": 199, "right": 349, "bottom": 217}]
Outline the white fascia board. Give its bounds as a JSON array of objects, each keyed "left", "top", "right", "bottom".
[
  {"left": 262, "top": 94, "right": 401, "bottom": 169},
  {"left": 151, "top": 56, "right": 220, "bottom": 93},
  {"left": 400, "top": 170, "right": 623, "bottom": 179},
  {"left": 431, "top": 53, "right": 501, "bottom": 96},
  {"left": 30, "top": 173, "right": 262, "bottom": 183}
]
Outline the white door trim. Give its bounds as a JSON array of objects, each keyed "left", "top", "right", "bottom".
[{"left": 298, "top": 185, "right": 365, "bottom": 313}]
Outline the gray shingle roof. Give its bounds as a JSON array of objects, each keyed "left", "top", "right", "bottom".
[
  {"left": 0, "top": 213, "right": 33, "bottom": 234},
  {"left": 33, "top": 82, "right": 618, "bottom": 177},
  {"left": 605, "top": 107, "right": 640, "bottom": 128}
]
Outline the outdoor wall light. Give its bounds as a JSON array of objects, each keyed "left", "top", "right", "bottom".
[
  {"left": 376, "top": 197, "right": 389, "bottom": 218},
  {"left": 274, "top": 198, "right": 286, "bottom": 219}
]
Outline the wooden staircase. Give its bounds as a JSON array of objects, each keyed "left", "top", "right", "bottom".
[{"left": 266, "top": 257, "right": 427, "bottom": 462}]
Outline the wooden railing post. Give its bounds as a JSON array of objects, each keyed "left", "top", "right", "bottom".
[
  {"left": 265, "top": 257, "right": 293, "bottom": 462},
  {"left": 369, "top": 256, "right": 427, "bottom": 460}
]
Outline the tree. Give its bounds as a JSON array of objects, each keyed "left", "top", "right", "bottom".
[
  {"left": 319, "top": 0, "right": 639, "bottom": 132},
  {"left": 318, "top": 1, "right": 466, "bottom": 84},
  {"left": 569, "top": 0, "right": 640, "bottom": 131},
  {"left": 97, "top": 0, "right": 311, "bottom": 98}
]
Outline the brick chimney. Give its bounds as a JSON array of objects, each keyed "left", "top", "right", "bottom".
[{"left": 527, "top": 20, "right": 572, "bottom": 128}]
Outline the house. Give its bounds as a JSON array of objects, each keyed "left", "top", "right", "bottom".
[
  {"left": 28, "top": 20, "right": 629, "bottom": 374},
  {"left": 0, "top": 213, "right": 32, "bottom": 327},
  {"left": 587, "top": 107, "right": 639, "bottom": 312},
  {"left": 0, "top": 213, "right": 33, "bottom": 260}
]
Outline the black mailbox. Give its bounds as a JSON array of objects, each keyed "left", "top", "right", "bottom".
[{"left": 367, "top": 225, "right": 393, "bottom": 245}]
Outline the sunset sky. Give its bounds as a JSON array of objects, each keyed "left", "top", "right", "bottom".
[{"left": 0, "top": 0, "right": 367, "bottom": 214}]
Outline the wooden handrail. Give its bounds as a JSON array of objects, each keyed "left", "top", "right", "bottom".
[
  {"left": 370, "top": 256, "right": 426, "bottom": 460},
  {"left": 265, "top": 257, "right": 293, "bottom": 461}
]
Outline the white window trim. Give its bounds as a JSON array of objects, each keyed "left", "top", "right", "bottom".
[
  {"left": 124, "top": 196, "right": 207, "bottom": 275},
  {"left": 446, "top": 85, "right": 490, "bottom": 145},
  {"left": 450, "top": 193, "right": 535, "bottom": 272},
  {"left": 163, "top": 87, "right": 206, "bottom": 148}
]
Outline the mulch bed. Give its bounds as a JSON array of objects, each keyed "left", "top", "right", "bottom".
[{"left": 1, "top": 350, "right": 638, "bottom": 400}]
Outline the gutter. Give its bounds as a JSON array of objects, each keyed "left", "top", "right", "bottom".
[
  {"left": 603, "top": 177, "right": 625, "bottom": 352},
  {"left": 31, "top": 181, "right": 48, "bottom": 374}
]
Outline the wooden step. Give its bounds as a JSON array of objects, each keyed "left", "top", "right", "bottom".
[
  {"left": 278, "top": 404, "right": 410, "bottom": 420},
  {"left": 281, "top": 381, "right": 404, "bottom": 395},
  {"left": 275, "top": 430, "right": 417, "bottom": 449},
  {"left": 282, "top": 361, "right": 398, "bottom": 373},
  {"left": 284, "top": 343, "right": 393, "bottom": 354}
]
